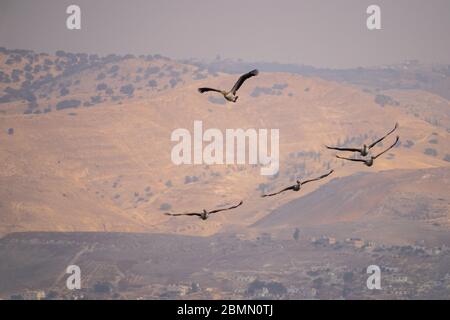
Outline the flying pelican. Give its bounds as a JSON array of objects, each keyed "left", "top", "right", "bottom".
[
  {"left": 198, "top": 69, "right": 259, "bottom": 102},
  {"left": 336, "top": 136, "right": 399, "bottom": 167},
  {"left": 164, "top": 201, "right": 243, "bottom": 220},
  {"left": 262, "top": 170, "right": 334, "bottom": 197},
  {"left": 326, "top": 123, "right": 398, "bottom": 156}
]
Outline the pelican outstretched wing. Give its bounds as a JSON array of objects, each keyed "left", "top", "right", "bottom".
[
  {"left": 164, "top": 212, "right": 201, "bottom": 217},
  {"left": 373, "top": 136, "right": 399, "bottom": 159},
  {"left": 369, "top": 123, "right": 398, "bottom": 149},
  {"left": 326, "top": 145, "right": 362, "bottom": 153},
  {"left": 209, "top": 201, "right": 243, "bottom": 214},
  {"left": 230, "top": 69, "right": 259, "bottom": 94},
  {"left": 336, "top": 155, "right": 366, "bottom": 163},
  {"left": 262, "top": 185, "right": 296, "bottom": 197},
  {"left": 302, "top": 169, "right": 334, "bottom": 185},
  {"left": 198, "top": 87, "right": 222, "bottom": 94}
]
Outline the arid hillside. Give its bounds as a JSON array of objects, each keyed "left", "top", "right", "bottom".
[
  {"left": 1, "top": 48, "right": 449, "bottom": 237},
  {"left": 254, "top": 167, "right": 450, "bottom": 246}
]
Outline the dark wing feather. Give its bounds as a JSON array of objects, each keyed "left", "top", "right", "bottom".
[
  {"left": 336, "top": 155, "right": 366, "bottom": 163},
  {"left": 198, "top": 87, "right": 222, "bottom": 94},
  {"left": 209, "top": 201, "right": 243, "bottom": 214},
  {"left": 373, "top": 136, "right": 399, "bottom": 159},
  {"left": 368, "top": 123, "right": 398, "bottom": 149},
  {"left": 164, "top": 212, "right": 201, "bottom": 217},
  {"left": 230, "top": 69, "right": 259, "bottom": 94},
  {"left": 326, "top": 145, "right": 362, "bottom": 153},
  {"left": 262, "top": 185, "right": 295, "bottom": 197},
  {"left": 302, "top": 170, "right": 334, "bottom": 185}
]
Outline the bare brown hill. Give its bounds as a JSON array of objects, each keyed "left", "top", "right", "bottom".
[
  {"left": 1, "top": 49, "right": 449, "bottom": 237},
  {"left": 254, "top": 167, "right": 450, "bottom": 246}
]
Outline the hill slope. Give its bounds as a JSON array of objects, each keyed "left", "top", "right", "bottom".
[
  {"left": 1, "top": 48, "right": 449, "bottom": 236},
  {"left": 254, "top": 167, "right": 450, "bottom": 245}
]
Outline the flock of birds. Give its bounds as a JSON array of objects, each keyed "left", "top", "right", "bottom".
[{"left": 164, "top": 70, "right": 400, "bottom": 220}]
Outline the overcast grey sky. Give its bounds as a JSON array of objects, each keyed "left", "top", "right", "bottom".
[{"left": 0, "top": 0, "right": 449, "bottom": 68}]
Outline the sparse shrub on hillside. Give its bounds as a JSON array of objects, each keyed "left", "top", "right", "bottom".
[
  {"left": 443, "top": 154, "right": 450, "bottom": 162},
  {"left": 90, "top": 96, "right": 102, "bottom": 104},
  {"left": 144, "top": 66, "right": 160, "bottom": 79},
  {"left": 60, "top": 87, "right": 69, "bottom": 96},
  {"left": 96, "top": 83, "right": 107, "bottom": 91},
  {"left": 184, "top": 175, "right": 199, "bottom": 184},
  {"left": 165, "top": 180, "right": 173, "bottom": 188},
  {"left": 208, "top": 96, "right": 226, "bottom": 105},
  {"left": 108, "top": 65, "right": 119, "bottom": 74},
  {"left": 251, "top": 86, "right": 282, "bottom": 97},
  {"left": 193, "top": 72, "right": 207, "bottom": 80},
  {"left": 374, "top": 94, "right": 399, "bottom": 107},
  {"left": 7, "top": 128, "right": 14, "bottom": 135},
  {"left": 424, "top": 148, "right": 438, "bottom": 157},
  {"left": 105, "top": 88, "right": 114, "bottom": 95},
  {"left": 403, "top": 140, "right": 414, "bottom": 148},
  {"left": 147, "top": 80, "right": 158, "bottom": 88},
  {"left": 272, "top": 83, "right": 288, "bottom": 90},
  {"left": 120, "top": 84, "right": 134, "bottom": 96},
  {"left": 11, "top": 69, "right": 21, "bottom": 82},
  {"left": 169, "top": 78, "right": 180, "bottom": 88},
  {"left": 304, "top": 87, "right": 310, "bottom": 92},
  {"left": 428, "top": 138, "right": 438, "bottom": 144},
  {"left": 33, "top": 65, "right": 42, "bottom": 73},
  {"left": 28, "top": 101, "right": 39, "bottom": 110},
  {"left": 96, "top": 72, "right": 106, "bottom": 80},
  {"left": 56, "top": 99, "right": 81, "bottom": 110},
  {"left": 169, "top": 70, "right": 181, "bottom": 78},
  {"left": 257, "top": 183, "right": 270, "bottom": 193},
  {"left": 159, "top": 203, "right": 172, "bottom": 211},
  {"left": 0, "top": 71, "right": 11, "bottom": 83}
]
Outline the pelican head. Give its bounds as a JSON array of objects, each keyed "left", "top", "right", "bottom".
[
  {"left": 361, "top": 145, "right": 369, "bottom": 156},
  {"left": 200, "top": 209, "right": 208, "bottom": 220},
  {"left": 365, "top": 158, "right": 375, "bottom": 167}
]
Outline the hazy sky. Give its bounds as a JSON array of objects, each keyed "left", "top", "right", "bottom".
[{"left": 0, "top": 0, "right": 449, "bottom": 68}]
